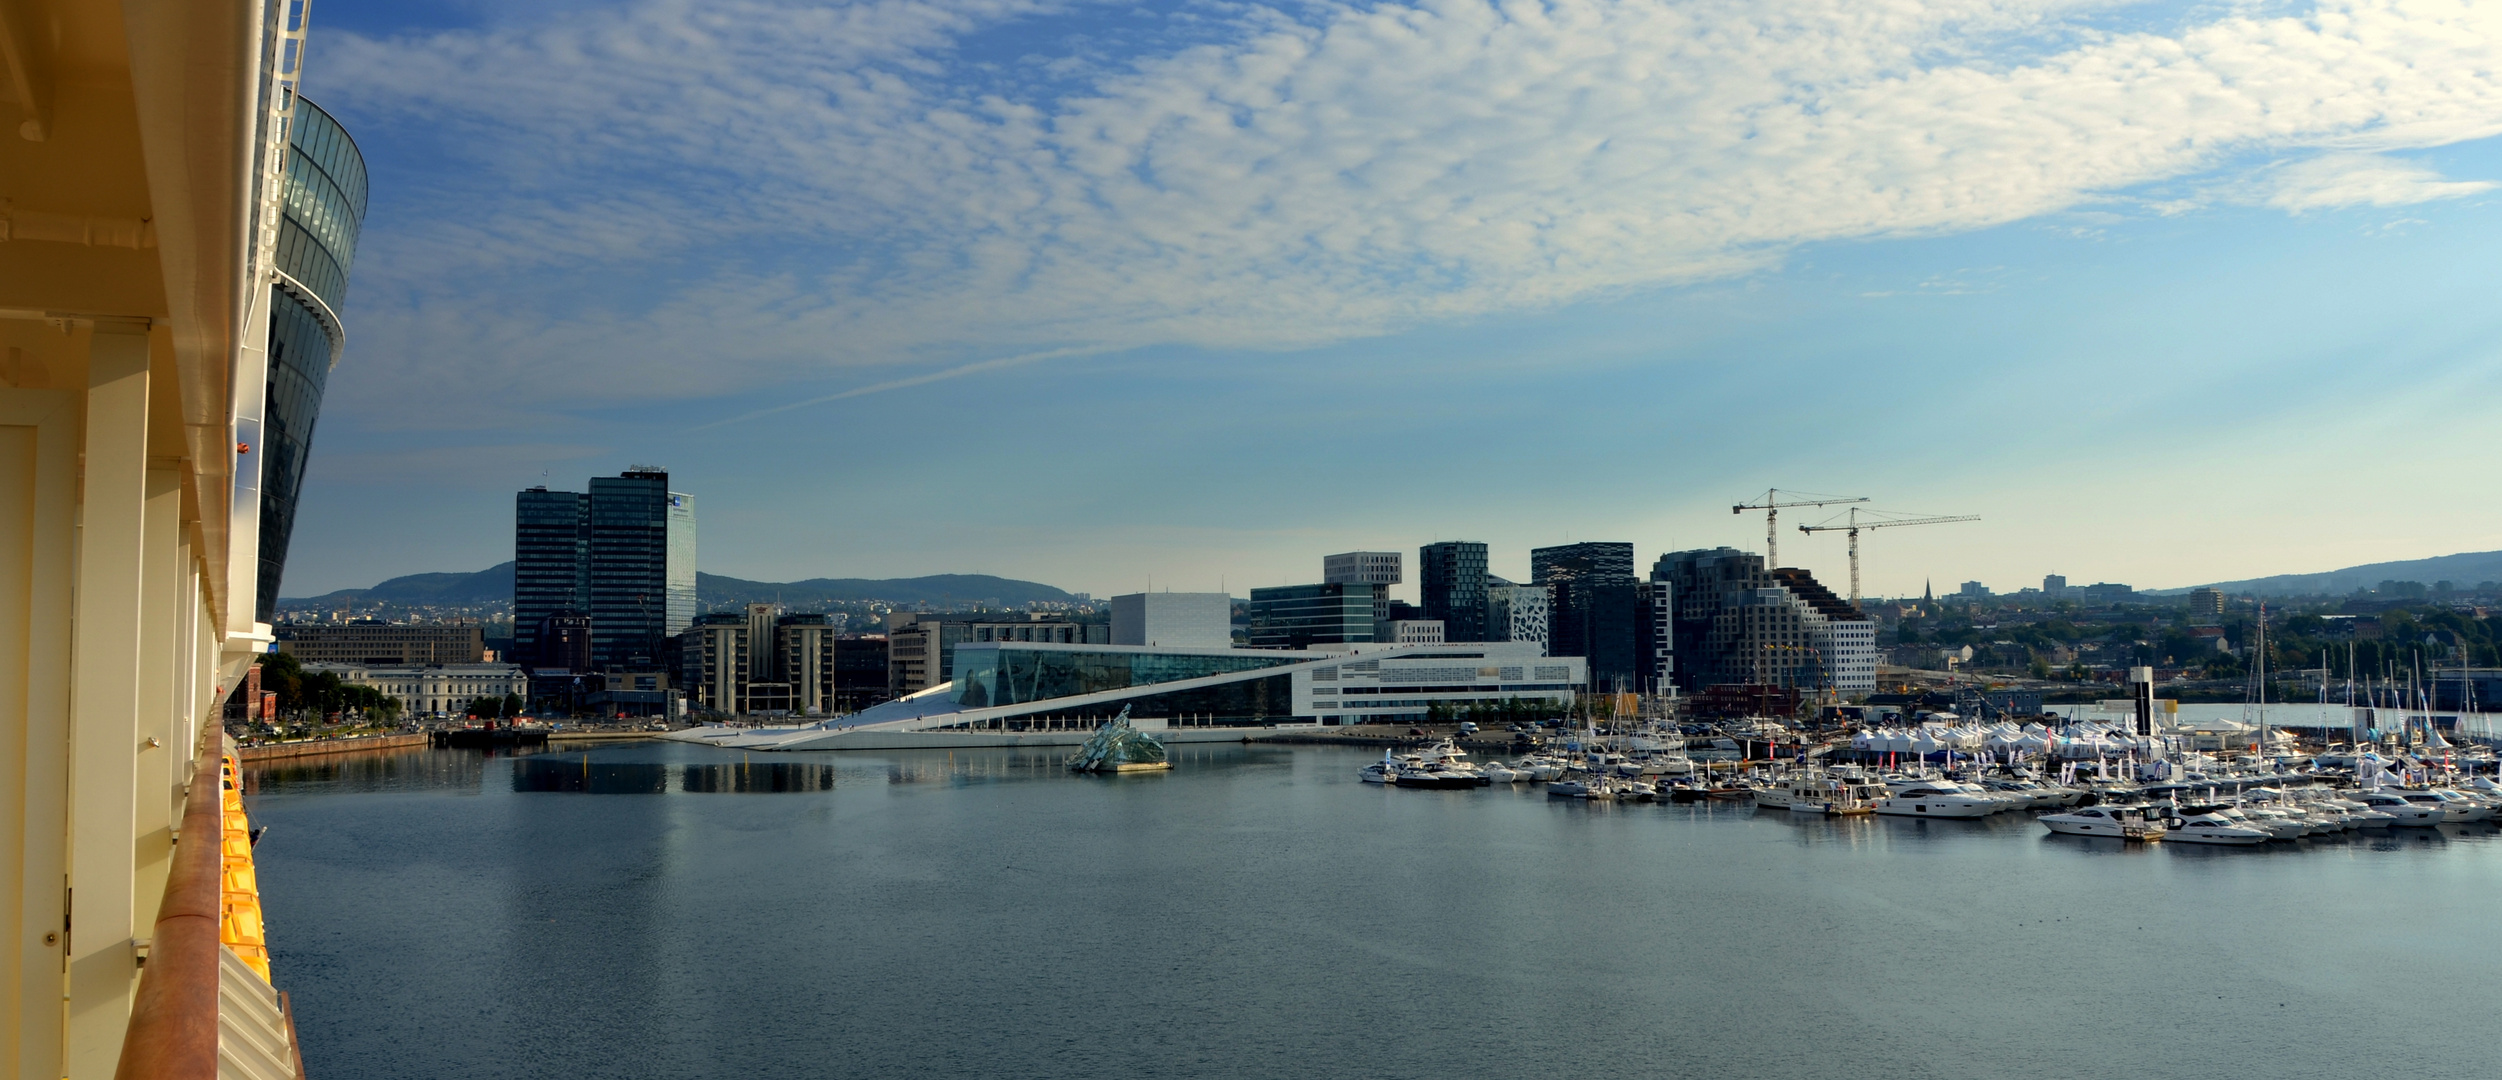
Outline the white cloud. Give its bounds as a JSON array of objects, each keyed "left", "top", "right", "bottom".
[
  {"left": 316, "top": 0, "right": 2502, "bottom": 415},
  {"left": 2262, "top": 152, "right": 2497, "bottom": 210}
]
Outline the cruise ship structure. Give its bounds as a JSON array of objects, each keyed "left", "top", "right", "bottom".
[{"left": 665, "top": 641, "right": 1585, "bottom": 751}]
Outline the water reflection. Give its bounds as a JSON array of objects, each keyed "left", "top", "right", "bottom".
[
  {"left": 508, "top": 757, "right": 839, "bottom": 794},
  {"left": 245, "top": 746, "right": 488, "bottom": 795},
  {"left": 679, "top": 762, "right": 836, "bottom": 793}
]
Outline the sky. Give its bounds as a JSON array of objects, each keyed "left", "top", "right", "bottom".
[{"left": 281, "top": 0, "right": 2502, "bottom": 604}]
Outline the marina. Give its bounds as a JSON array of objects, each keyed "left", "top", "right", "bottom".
[{"left": 241, "top": 740, "right": 2502, "bottom": 1080}]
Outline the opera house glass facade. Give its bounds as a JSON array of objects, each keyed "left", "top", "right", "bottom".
[{"left": 257, "top": 97, "right": 368, "bottom": 619}]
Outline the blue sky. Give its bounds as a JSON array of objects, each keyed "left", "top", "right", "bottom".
[{"left": 281, "top": 0, "right": 2502, "bottom": 602}]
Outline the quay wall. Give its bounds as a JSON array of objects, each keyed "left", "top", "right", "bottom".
[{"left": 236, "top": 733, "right": 430, "bottom": 762}]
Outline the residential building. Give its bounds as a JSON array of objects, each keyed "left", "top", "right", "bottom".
[
  {"left": 681, "top": 613, "right": 750, "bottom": 715},
  {"left": 1958, "top": 581, "right": 1990, "bottom": 599},
  {"left": 277, "top": 622, "right": 485, "bottom": 665},
  {"left": 1112, "top": 592, "right": 1233, "bottom": 648},
  {"left": 314, "top": 663, "right": 530, "bottom": 718},
  {"left": 2188, "top": 587, "right": 2226, "bottom": 622},
  {"left": 1247, "top": 583, "right": 1380, "bottom": 649},
  {"left": 1419, "top": 541, "right": 1489, "bottom": 642},
  {"left": 2043, "top": 574, "right": 2068, "bottom": 596},
  {"left": 1636, "top": 581, "right": 1674, "bottom": 694},
  {"left": 1486, "top": 579, "right": 1550, "bottom": 655},
  {"left": 1534, "top": 541, "right": 1638, "bottom": 690},
  {"left": 1654, "top": 548, "right": 1876, "bottom": 695}
]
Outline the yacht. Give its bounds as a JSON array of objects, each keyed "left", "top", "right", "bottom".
[
  {"left": 2394, "top": 790, "right": 2481, "bottom": 823},
  {"left": 1875, "top": 781, "right": 1997, "bottom": 819},
  {"left": 2039, "top": 805, "right": 2167, "bottom": 840},
  {"left": 1359, "top": 750, "right": 1402, "bottom": 785},
  {"left": 2353, "top": 791, "right": 2444, "bottom": 826},
  {"left": 2164, "top": 812, "right": 2271, "bottom": 845},
  {"left": 1762, "top": 771, "right": 1886, "bottom": 815},
  {"left": 1392, "top": 759, "right": 1487, "bottom": 788}
]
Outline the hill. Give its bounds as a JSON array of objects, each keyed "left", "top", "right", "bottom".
[
  {"left": 2164, "top": 550, "right": 2502, "bottom": 598},
  {"left": 281, "top": 564, "right": 1077, "bottom": 610}
]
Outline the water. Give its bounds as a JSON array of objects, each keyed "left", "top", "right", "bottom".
[{"left": 247, "top": 743, "right": 2502, "bottom": 1080}]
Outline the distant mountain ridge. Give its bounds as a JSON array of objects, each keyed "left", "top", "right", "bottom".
[
  {"left": 2163, "top": 549, "right": 2502, "bottom": 598},
  {"left": 280, "top": 563, "right": 1077, "bottom": 610}
]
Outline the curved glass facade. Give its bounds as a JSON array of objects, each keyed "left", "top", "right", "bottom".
[{"left": 257, "top": 97, "right": 367, "bottom": 620}]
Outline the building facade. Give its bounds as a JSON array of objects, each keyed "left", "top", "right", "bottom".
[
  {"left": 276, "top": 622, "right": 484, "bottom": 665},
  {"left": 255, "top": 97, "right": 367, "bottom": 621},
  {"left": 1486, "top": 579, "right": 1550, "bottom": 655},
  {"left": 885, "top": 612, "right": 1102, "bottom": 697},
  {"left": 516, "top": 470, "right": 696, "bottom": 669},
  {"left": 314, "top": 663, "right": 530, "bottom": 718},
  {"left": 1111, "top": 592, "right": 1233, "bottom": 648},
  {"left": 1653, "top": 548, "right": 1875, "bottom": 696},
  {"left": 1322, "top": 551, "right": 1403, "bottom": 585},
  {"left": 1534, "top": 541, "right": 1638, "bottom": 690},
  {"left": 513, "top": 487, "right": 590, "bottom": 662},
  {"left": 1246, "top": 583, "right": 1380, "bottom": 649},
  {"left": 1419, "top": 541, "right": 1489, "bottom": 642},
  {"left": 2188, "top": 587, "right": 2225, "bottom": 621}
]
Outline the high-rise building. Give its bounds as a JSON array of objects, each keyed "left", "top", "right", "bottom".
[
  {"left": 2187, "top": 587, "right": 2226, "bottom": 622},
  {"left": 589, "top": 469, "right": 697, "bottom": 666},
  {"left": 513, "top": 487, "right": 590, "bottom": 662},
  {"left": 255, "top": 97, "right": 369, "bottom": 621},
  {"left": 2043, "top": 574, "right": 2068, "bottom": 596},
  {"left": 515, "top": 470, "right": 697, "bottom": 669},
  {"left": 1486, "top": 579, "right": 1550, "bottom": 655},
  {"left": 1419, "top": 541, "right": 1489, "bottom": 642},
  {"left": 1531, "top": 542, "right": 1635, "bottom": 587},
  {"left": 1654, "top": 548, "right": 1875, "bottom": 695},
  {"left": 1247, "top": 583, "right": 1379, "bottom": 649},
  {"left": 1533, "top": 542, "right": 1638, "bottom": 689}
]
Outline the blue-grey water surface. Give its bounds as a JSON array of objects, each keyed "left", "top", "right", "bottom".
[{"left": 246, "top": 742, "right": 2502, "bottom": 1080}]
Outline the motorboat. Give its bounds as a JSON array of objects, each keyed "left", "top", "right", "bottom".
[
  {"left": 2165, "top": 812, "right": 2271, "bottom": 845},
  {"left": 1479, "top": 763, "right": 1522, "bottom": 784},
  {"left": 1546, "top": 779, "right": 1591, "bottom": 799},
  {"left": 2393, "top": 789, "right": 2482, "bottom": 823},
  {"left": 1393, "top": 760, "right": 1487, "bottom": 788},
  {"left": 1359, "top": 750, "right": 1402, "bottom": 785},
  {"left": 1762, "top": 771, "right": 1886, "bottom": 815},
  {"left": 2039, "top": 805, "right": 2166, "bottom": 840},
  {"left": 1875, "top": 781, "right": 1996, "bottom": 819},
  {"left": 2353, "top": 790, "right": 2444, "bottom": 826}
]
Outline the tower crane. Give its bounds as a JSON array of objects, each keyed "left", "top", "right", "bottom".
[
  {"left": 1732, "top": 489, "right": 1868, "bottom": 569},
  {"left": 1797, "top": 507, "right": 1980, "bottom": 607}
]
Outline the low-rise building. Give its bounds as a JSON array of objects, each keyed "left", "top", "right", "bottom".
[
  {"left": 1246, "top": 582, "right": 1380, "bottom": 649},
  {"left": 310, "top": 663, "right": 529, "bottom": 717},
  {"left": 1111, "top": 592, "right": 1233, "bottom": 648}
]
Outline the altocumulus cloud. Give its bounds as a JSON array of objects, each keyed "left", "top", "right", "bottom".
[{"left": 323, "top": 0, "right": 2502, "bottom": 417}]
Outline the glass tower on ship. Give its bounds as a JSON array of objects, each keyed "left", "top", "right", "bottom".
[{"left": 257, "top": 96, "right": 368, "bottom": 619}]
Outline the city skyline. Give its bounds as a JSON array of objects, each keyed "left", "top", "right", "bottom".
[{"left": 277, "top": 0, "right": 2502, "bottom": 602}]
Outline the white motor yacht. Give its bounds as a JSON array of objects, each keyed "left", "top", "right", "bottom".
[
  {"left": 2354, "top": 790, "right": 2444, "bottom": 826},
  {"left": 2394, "top": 790, "right": 2479, "bottom": 823},
  {"left": 2166, "top": 812, "right": 2271, "bottom": 845},
  {"left": 2320, "top": 796, "right": 2394, "bottom": 829},
  {"left": 1359, "top": 751, "right": 1401, "bottom": 784},
  {"left": 1764, "top": 772, "right": 1885, "bottom": 815},
  {"left": 1875, "top": 782, "right": 1996, "bottom": 819},
  {"left": 2039, "top": 805, "right": 2166, "bottom": 840}
]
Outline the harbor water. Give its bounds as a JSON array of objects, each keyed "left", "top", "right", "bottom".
[{"left": 247, "top": 742, "right": 2502, "bottom": 1080}]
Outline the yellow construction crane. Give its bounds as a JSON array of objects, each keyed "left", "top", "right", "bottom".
[
  {"left": 1798, "top": 507, "right": 1981, "bottom": 606},
  {"left": 1733, "top": 489, "right": 1868, "bottom": 569}
]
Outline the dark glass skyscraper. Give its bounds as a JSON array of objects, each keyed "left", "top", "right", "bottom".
[
  {"left": 255, "top": 97, "right": 367, "bottom": 620},
  {"left": 514, "top": 470, "right": 696, "bottom": 669},
  {"left": 1533, "top": 541, "right": 1638, "bottom": 690},
  {"left": 513, "top": 488, "right": 590, "bottom": 663},
  {"left": 1419, "top": 541, "right": 1489, "bottom": 642}
]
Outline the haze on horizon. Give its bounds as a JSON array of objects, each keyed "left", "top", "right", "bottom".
[{"left": 285, "top": 0, "right": 2502, "bottom": 603}]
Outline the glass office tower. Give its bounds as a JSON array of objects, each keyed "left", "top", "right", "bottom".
[
  {"left": 587, "top": 469, "right": 696, "bottom": 667},
  {"left": 255, "top": 97, "right": 367, "bottom": 619},
  {"left": 517, "top": 470, "right": 696, "bottom": 669},
  {"left": 514, "top": 488, "right": 590, "bottom": 663},
  {"left": 1419, "top": 541, "right": 1489, "bottom": 642}
]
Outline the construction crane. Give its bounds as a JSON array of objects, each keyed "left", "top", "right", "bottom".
[
  {"left": 1733, "top": 489, "right": 1868, "bottom": 569},
  {"left": 1797, "top": 507, "right": 1981, "bottom": 607}
]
